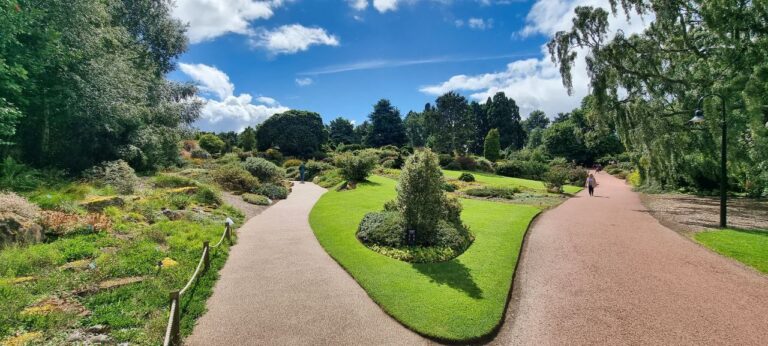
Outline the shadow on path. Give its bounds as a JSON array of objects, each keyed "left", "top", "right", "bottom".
[{"left": 412, "top": 259, "right": 483, "bottom": 299}]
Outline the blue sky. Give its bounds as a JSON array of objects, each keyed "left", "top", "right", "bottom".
[{"left": 170, "top": 0, "right": 646, "bottom": 132}]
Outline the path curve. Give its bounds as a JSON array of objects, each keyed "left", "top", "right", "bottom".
[
  {"left": 491, "top": 173, "right": 768, "bottom": 345},
  {"left": 186, "top": 182, "right": 427, "bottom": 345}
]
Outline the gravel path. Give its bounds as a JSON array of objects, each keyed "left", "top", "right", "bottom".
[
  {"left": 186, "top": 182, "right": 427, "bottom": 346},
  {"left": 491, "top": 172, "right": 768, "bottom": 345}
]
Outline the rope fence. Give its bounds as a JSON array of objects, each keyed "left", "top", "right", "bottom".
[{"left": 162, "top": 218, "right": 234, "bottom": 346}]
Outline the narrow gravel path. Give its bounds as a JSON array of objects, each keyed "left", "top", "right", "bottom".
[
  {"left": 491, "top": 172, "right": 768, "bottom": 345},
  {"left": 186, "top": 182, "right": 427, "bottom": 346}
]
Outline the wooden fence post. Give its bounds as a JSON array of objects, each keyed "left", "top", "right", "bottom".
[
  {"left": 225, "top": 223, "right": 231, "bottom": 243},
  {"left": 169, "top": 290, "right": 180, "bottom": 346},
  {"left": 203, "top": 241, "right": 210, "bottom": 272}
]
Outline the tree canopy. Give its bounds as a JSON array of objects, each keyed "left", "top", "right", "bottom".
[
  {"left": 328, "top": 117, "right": 356, "bottom": 146},
  {"left": 365, "top": 99, "right": 407, "bottom": 147},
  {"left": 256, "top": 110, "right": 328, "bottom": 157}
]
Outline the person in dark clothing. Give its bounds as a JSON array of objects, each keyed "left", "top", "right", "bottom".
[{"left": 299, "top": 162, "right": 306, "bottom": 184}]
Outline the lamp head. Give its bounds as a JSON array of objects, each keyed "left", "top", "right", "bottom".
[{"left": 689, "top": 109, "right": 705, "bottom": 124}]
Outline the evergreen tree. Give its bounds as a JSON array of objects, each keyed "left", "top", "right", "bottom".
[
  {"left": 523, "top": 110, "right": 550, "bottom": 132},
  {"left": 353, "top": 121, "right": 371, "bottom": 145},
  {"left": 365, "top": 99, "right": 407, "bottom": 147},
  {"left": 470, "top": 101, "right": 489, "bottom": 154},
  {"left": 238, "top": 126, "right": 257, "bottom": 151},
  {"left": 485, "top": 92, "right": 526, "bottom": 150},
  {"left": 425, "top": 92, "right": 475, "bottom": 154},
  {"left": 404, "top": 111, "right": 427, "bottom": 147},
  {"left": 483, "top": 129, "right": 501, "bottom": 162},
  {"left": 256, "top": 110, "right": 327, "bottom": 157},
  {"left": 328, "top": 117, "right": 356, "bottom": 146}
]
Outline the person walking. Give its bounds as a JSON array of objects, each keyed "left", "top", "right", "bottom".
[
  {"left": 586, "top": 173, "right": 597, "bottom": 197},
  {"left": 299, "top": 161, "right": 306, "bottom": 184}
]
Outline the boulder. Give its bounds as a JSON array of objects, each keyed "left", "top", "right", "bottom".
[
  {"left": 0, "top": 212, "right": 44, "bottom": 246},
  {"left": 79, "top": 196, "right": 124, "bottom": 212}
]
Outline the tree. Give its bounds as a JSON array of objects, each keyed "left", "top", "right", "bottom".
[
  {"left": 353, "top": 121, "right": 371, "bottom": 145},
  {"left": 483, "top": 129, "right": 501, "bottom": 162},
  {"left": 486, "top": 92, "right": 526, "bottom": 150},
  {"left": 216, "top": 131, "right": 238, "bottom": 153},
  {"left": 238, "top": 126, "right": 257, "bottom": 151},
  {"left": 425, "top": 92, "right": 475, "bottom": 154},
  {"left": 403, "top": 111, "right": 426, "bottom": 147},
  {"left": 256, "top": 110, "right": 327, "bottom": 157},
  {"left": 542, "top": 120, "right": 586, "bottom": 163},
  {"left": 198, "top": 134, "right": 225, "bottom": 154},
  {"left": 523, "top": 110, "right": 549, "bottom": 132},
  {"left": 469, "top": 101, "right": 489, "bottom": 154},
  {"left": 396, "top": 149, "right": 446, "bottom": 245},
  {"left": 365, "top": 99, "right": 407, "bottom": 147},
  {"left": 547, "top": 0, "right": 768, "bottom": 192},
  {"left": 328, "top": 117, "right": 356, "bottom": 146}
]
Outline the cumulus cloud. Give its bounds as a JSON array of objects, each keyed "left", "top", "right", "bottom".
[
  {"left": 347, "top": 0, "right": 369, "bottom": 10},
  {"left": 295, "top": 77, "right": 313, "bottom": 86},
  {"left": 172, "top": 0, "right": 282, "bottom": 43},
  {"left": 250, "top": 24, "right": 340, "bottom": 55},
  {"left": 373, "top": 0, "right": 399, "bottom": 12},
  {"left": 180, "top": 63, "right": 288, "bottom": 132},
  {"left": 421, "top": 0, "right": 650, "bottom": 119},
  {"left": 468, "top": 18, "right": 494, "bottom": 30}
]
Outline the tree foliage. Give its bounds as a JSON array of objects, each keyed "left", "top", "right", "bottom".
[
  {"left": 483, "top": 129, "right": 501, "bottom": 162},
  {"left": 486, "top": 92, "right": 526, "bottom": 150},
  {"left": 256, "top": 110, "right": 328, "bottom": 157},
  {"left": 238, "top": 126, "right": 257, "bottom": 151},
  {"left": 426, "top": 92, "right": 475, "bottom": 154},
  {"left": 365, "top": 99, "right": 407, "bottom": 147},
  {"left": 548, "top": 0, "right": 768, "bottom": 193},
  {"left": 404, "top": 111, "right": 427, "bottom": 147},
  {"left": 198, "top": 134, "right": 225, "bottom": 154},
  {"left": 328, "top": 117, "right": 356, "bottom": 146}
]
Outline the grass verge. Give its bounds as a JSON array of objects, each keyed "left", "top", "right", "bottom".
[
  {"left": 694, "top": 228, "right": 768, "bottom": 274},
  {"left": 442, "top": 170, "right": 582, "bottom": 194},
  {"left": 309, "top": 175, "right": 539, "bottom": 341}
]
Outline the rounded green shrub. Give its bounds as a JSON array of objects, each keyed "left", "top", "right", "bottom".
[
  {"left": 282, "top": 159, "right": 302, "bottom": 168},
  {"left": 334, "top": 151, "right": 377, "bottom": 183},
  {"left": 83, "top": 160, "right": 138, "bottom": 194},
  {"left": 242, "top": 193, "right": 271, "bottom": 206},
  {"left": 458, "top": 172, "right": 475, "bottom": 182},
  {"left": 243, "top": 157, "right": 285, "bottom": 183},
  {"left": 356, "top": 211, "right": 404, "bottom": 247},
  {"left": 198, "top": 134, "right": 225, "bottom": 154},
  {"left": 212, "top": 164, "right": 259, "bottom": 192},
  {"left": 543, "top": 165, "right": 570, "bottom": 193},
  {"left": 254, "top": 183, "right": 289, "bottom": 200},
  {"left": 495, "top": 159, "right": 549, "bottom": 180},
  {"left": 153, "top": 174, "right": 196, "bottom": 188}
]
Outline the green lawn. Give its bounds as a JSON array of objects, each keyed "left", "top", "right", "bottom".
[
  {"left": 694, "top": 229, "right": 768, "bottom": 274},
  {"left": 442, "top": 170, "right": 582, "bottom": 194},
  {"left": 309, "top": 175, "right": 540, "bottom": 341}
]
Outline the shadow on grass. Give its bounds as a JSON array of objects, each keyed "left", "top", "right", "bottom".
[{"left": 411, "top": 259, "right": 483, "bottom": 299}]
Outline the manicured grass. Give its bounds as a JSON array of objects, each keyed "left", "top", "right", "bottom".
[
  {"left": 694, "top": 229, "right": 768, "bottom": 274},
  {"left": 309, "top": 175, "right": 540, "bottom": 341},
  {"left": 443, "top": 170, "right": 582, "bottom": 194}
]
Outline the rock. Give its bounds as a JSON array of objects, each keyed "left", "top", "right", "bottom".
[
  {"left": 85, "top": 324, "right": 109, "bottom": 334},
  {"left": 0, "top": 212, "right": 44, "bottom": 246},
  {"left": 80, "top": 196, "right": 124, "bottom": 212},
  {"left": 67, "top": 330, "right": 86, "bottom": 342},
  {"left": 59, "top": 259, "right": 91, "bottom": 271},
  {"left": 160, "top": 208, "right": 184, "bottom": 221}
]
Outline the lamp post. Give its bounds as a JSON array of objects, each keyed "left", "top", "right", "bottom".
[{"left": 690, "top": 94, "right": 727, "bottom": 228}]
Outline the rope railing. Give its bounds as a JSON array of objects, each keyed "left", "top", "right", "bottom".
[{"left": 162, "top": 219, "right": 234, "bottom": 346}]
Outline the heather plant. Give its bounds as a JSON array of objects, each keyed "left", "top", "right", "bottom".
[
  {"left": 242, "top": 157, "right": 285, "bottom": 183},
  {"left": 83, "top": 160, "right": 138, "bottom": 194}
]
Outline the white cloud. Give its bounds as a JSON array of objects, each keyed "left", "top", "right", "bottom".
[
  {"left": 454, "top": 19, "right": 464, "bottom": 27},
  {"left": 348, "top": 0, "right": 369, "bottom": 10},
  {"left": 373, "top": 0, "right": 399, "bottom": 12},
  {"left": 295, "top": 77, "right": 313, "bottom": 86},
  {"left": 180, "top": 63, "right": 288, "bottom": 132},
  {"left": 250, "top": 24, "right": 340, "bottom": 55},
  {"left": 172, "top": 0, "right": 283, "bottom": 44},
  {"left": 421, "top": 0, "right": 650, "bottom": 118},
  {"left": 468, "top": 18, "right": 493, "bottom": 30},
  {"left": 178, "top": 63, "right": 234, "bottom": 100}
]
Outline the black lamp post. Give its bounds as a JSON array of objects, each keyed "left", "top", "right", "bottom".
[{"left": 690, "top": 94, "right": 727, "bottom": 228}]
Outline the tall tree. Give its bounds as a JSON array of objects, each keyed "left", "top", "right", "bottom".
[
  {"left": 328, "top": 117, "right": 356, "bottom": 146},
  {"left": 426, "top": 92, "right": 475, "bottom": 154},
  {"left": 403, "top": 111, "right": 427, "bottom": 148},
  {"left": 353, "top": 121, "right": 371, "bottom": 145},
  {"left": 469, "top": 101, "right": 489, "bottom": 154},
  {"left": 485, "top": 92, "right": 526, "bottom": 150},
  {"left": 216, "top": 131, "right": 238, "bottom": 153},
  {"left": 256, "top": 110, "right": 328, "bottom": 157},
  {"left": 238, "top": 126, "right": 257, "bottom": 151},
  {"left": 365, "top": 99, "right": 407, "bottom": 147},
  {"left": 483, "top": 129, "right": 501, "bottom": 162},
  {"left": 523, "top": 110, "right": 550, "bottom": 132}
]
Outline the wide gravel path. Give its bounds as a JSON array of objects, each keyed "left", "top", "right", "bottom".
[
  {"left": 491, "top": 172, "right": 768, "bottom": 345},
  {"left": 186, "top": 182, "right": 427, "bottom": 346}
]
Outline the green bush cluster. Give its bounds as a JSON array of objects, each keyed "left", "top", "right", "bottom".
[
  {"left": 254, "top": 183, "right": 289, "bottom": 200},
  {"left": 82, "top": 160, "right": 139, "bottom": 195},
  {"left": 313, "top": 169, "right": 345, "bottom": 188},
  {"left": 543, "top": 165, "right": 570, "bottom": 193},
  {"left": 190, "top": 148, "right": 211, "bottom": 159},
  {"left": 242, "top": 157, "right": 285, "bottom": 183},
  {"left": 458, "top": 172, "right": 475, "bottom": 182},
  {"left": 357, "top": 211, "right": 404, "bottom": 247},
  {"left": 211, "top": 164, "right": 259, "bottom": 192},
  {"left": 464, "top": 186, "right": 520, "bottom": 199},
  {"left": 494, "top": 159, "right": 549, "bottom": 180},
  {"left": 152, "top": 174, "right": 196, "bottom": 188},
  {"left": 334, "top": 151, "right": 377, "bottom": 183},
  {"left": 242, "top": 193, "right": 271, "bottom": 206}
]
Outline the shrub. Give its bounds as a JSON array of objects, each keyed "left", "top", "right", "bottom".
[
  {"left": 396, "top": 149, "right": 447, "bottom": 245},
  {"left": 254, "top": 183, "right": 289, "bottom": 200},
  {"left": 336, "top": 143, "right": 365, "bottom": 152},
  {"left": 283, "top": 159, "right": 302, "bottom": 168},
  {"left": 243, "top": 157, "right": 285, "bottom": 183},
  {"left": 568, "top": 167, "right": 589, "bottom": 186},
  {"left": 543, "top": 165, "right": 570, "bottom": 193},
  {"left": 334, "top": 151, "right": 377, "bottom": 183},
  {"left": 483, "top": 129, "right": 501, "bottom": 162},
  {"left": 458, "top": 172, "right": 475, "bottom": 182},
  {"left": 464, "top": 186, "right": 519, "bottom": 199},
  {"left": 304, "top": 160, "right": 333, "bottom": 180},
  {"left": 381, "top": 159, "right": 397, "bottom": 169},
  {"left": 454, "top": 156, "right": 477, "bottom": 171},
  {"left": 168, "top": 193, "right": 192, "bottom": 209},
  {"left": 264, "top": 148, "right": 283, "bottom": 163},
  {"left": 198, "top": 134, "right": 225, "bottom": 154},
  {"left": 626, "top": 170, "right": 641, "bottom": 187},
  {"left": 444, "top": 161, "right": 461, "bottom": 170},
  {"left": 217, "top": 153, "right": 241, "bottom": 165},
  {"left": 194, "top": 184, "right": 222, "bottom": 206},
  {"left": 438, "top": 154, "right": 453, "bottom": 167},
  {"left": 190, "top": 148, "right": 211, "bottom": 159},
  {"left": 152, "top": 174, "right": 196, "bottom": 188},
  {"left": 474, "top": 157, "right": 494, "bottom": 172},
  {"left": 242, "top": 193, "right": 271, "bottom": 206},
  {"left": 313, "top": 169, "right": 345, "bottom": 188},
  {"left": 495, "top": 160, "right": 549, "bottom": 180},
  {"left": 434, "top": 220, "right": 471, "bottom": 251},
  {"left": 83, "top": 160, "right": 138, "bottom": 194},
  {"left": 0, "top": 157, "right": 42, "bottom": 191},
  {"left": 441, "top": 182, "right": 457, "bottom": 192},
  {"left": 212, "top": 164, "right": 259, "bottom": 192},
  {"left": 356, "top": 211, "right": 404, "bottom": 247}
]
